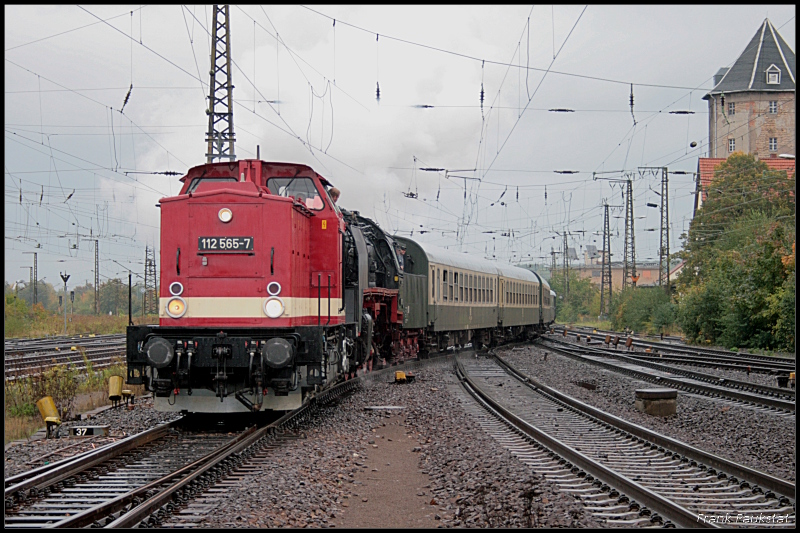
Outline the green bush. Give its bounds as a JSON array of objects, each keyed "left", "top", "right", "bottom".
[
  {"left": 611, "top": 287, "right": 675, "bottom": 334},
  {"left": 675, "top": 154, "right": 794, "bottom": 351}
]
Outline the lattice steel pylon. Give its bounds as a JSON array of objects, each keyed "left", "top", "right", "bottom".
[
  {"left": 622, "top": 179, "right": 637, "bottom": 289},
  {"left": 206, "top": 5, "right": 236, "bottom": 163},
  {"left": 658, "top": 167, "right": 669, "bottom": 295},
  {"left": 600, "top": 203, "right": 612, "bottom": 317},
  {"left": 32, "top": 252, "right": 37, "bottom": 305},
  {"left": 640, "top": 166, "right": 670, "bottom": 295},
  {"left": 144, "top": 246, "right": 158, "bottom": 316},
  {"left": 95, "top": 239, "right": 99, "bottom": 314},
  {"left": 562, "top": 232, "right": 569, "bottom": 303}
]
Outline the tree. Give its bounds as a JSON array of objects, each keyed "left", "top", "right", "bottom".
[
  {"left": 676, "top": 153, "right": 795, "bottom": 351},
  {"left": 548, "top": 270, "right": 599, "bottom": 322}
]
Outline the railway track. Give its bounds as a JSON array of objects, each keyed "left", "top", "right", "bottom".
[
  {"left": 4, "top": 334, "right": 126, "bottom": 356},
  {"left": 456, "top": 353, "right": 795, "bottom": 528},
  {"left": 4, "top": 337, "right": 127, "bottom": 381},
  {"left": 540, "top": 337, "right": 795, "bottom": 414},
  {"left": 3, "top": 353, "right": 442, "bottom": 528},
  {"left": 554, "top": 326, "right": 795, "bottom": 375}
]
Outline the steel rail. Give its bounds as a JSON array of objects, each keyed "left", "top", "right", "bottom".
[
  {"left": 455, "top": 356, "right": 710, "bottom": 529},
  {"left": 48, "top": 425, "right": 259, "bottom": 528},
  {"left": 4, "top": 422, "right": 177, "bottom": 502},
  {"left": 492, "top": 353, "right": 796, "bottom": 498},
  {"left": 553, "top": 326, "right": 795, "bottom": 365},
  {"left": 541, "top": 337, "right": 795, "bottom": 412},
  {"left": 112, "top": 353, "right": 453, "bottom": 528},
  {"left": 548, "top": 336, "right": 794, "bottom": 400}
]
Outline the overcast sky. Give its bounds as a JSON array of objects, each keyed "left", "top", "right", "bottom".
[{"left": 5, "top": 5, "right": 796, "bottom": 289}]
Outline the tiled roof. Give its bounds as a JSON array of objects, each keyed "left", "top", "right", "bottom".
[
  {"left": 704, "top": 19, "right": 795, "bottom": 98},
  {"left": 696, "top": 157, "right": 795, "bottom": 205}
]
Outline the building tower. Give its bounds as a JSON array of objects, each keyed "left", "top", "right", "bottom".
[{"left": 704, "top": 19, "right": 795, "bottom": 160}]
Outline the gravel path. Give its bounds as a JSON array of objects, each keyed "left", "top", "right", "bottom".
[
  {"left": 500, "top": 344, "right": 796, "bottom": 482},
  {"left": 180, "top": 362, "right": 602, "bottom": 528}
]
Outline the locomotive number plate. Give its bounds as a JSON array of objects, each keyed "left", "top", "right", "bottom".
[{"left": 198, "top": 237, "right": 254, "bottom": 251}]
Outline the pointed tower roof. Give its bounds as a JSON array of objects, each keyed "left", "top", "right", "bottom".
[{"left": 704, "top": 19, "right": 795, "bottom": 99}]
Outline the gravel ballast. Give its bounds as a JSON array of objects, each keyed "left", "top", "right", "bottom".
[
  {"left": 500, "top": 344, "right": 796, "bottom": 482},
  {"left": 169, "top": 361, "right": 602, "bottom": 528},
  {"left": 6, "top": 361, "right": 605, "bottom": 528}
]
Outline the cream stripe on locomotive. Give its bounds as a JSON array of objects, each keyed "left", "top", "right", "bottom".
[{"left": 159, "top": 296, "right": 344, "bottom": 319}]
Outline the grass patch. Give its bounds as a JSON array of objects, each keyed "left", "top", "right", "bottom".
[
  {"left": 4, "top": 312, "right": 157, "bottom": 339},
  {"left": 4, "top": 359, "right": 146, "bottom": 445}
]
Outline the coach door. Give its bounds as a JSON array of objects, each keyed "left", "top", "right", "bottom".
[{"left": 498, "top": 278, "right": 505, "bottom": 324}]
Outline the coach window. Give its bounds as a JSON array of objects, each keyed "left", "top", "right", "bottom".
[
  {"left": 449, "top": 273, "right": 454, "bottom": 301},
  {"left": 469, "top": 275, "right": 473, "bottom": 302},
  {"left": 454, "top": 272, "right": 459, "bottom": 302},
  {"left": 431, "top": 267, "right": 436, "bottom": 300}
]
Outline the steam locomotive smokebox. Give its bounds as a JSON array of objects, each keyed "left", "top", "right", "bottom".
[{"left": 635, "top": 388, "right": 677, "bottom": 417}]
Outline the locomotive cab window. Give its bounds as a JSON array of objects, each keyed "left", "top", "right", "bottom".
[
  {"left": 267, "top": 177, "right": 326, "bottom": 210},
  {"left": 186, "top": 176, "right": 237, "bottom": 193}
]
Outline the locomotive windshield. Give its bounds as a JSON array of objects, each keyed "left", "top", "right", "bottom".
[
  {"left": 186, "top": 176, "right": 237, "bottom": 193},
  {"left": 267, "top": 177, "right": 325, "bottom": 210}
]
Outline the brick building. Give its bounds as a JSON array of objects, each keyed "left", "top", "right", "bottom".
[
  {"left": 703, "top": 19, "right": 795, "bottom": 160},
  {"left": 695, "top": 19, "right": 795, "bottom": 214}
]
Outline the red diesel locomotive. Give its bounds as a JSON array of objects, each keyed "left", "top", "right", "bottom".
[{"left": 126, "top": 159, "right": 405, "bottom": 413}]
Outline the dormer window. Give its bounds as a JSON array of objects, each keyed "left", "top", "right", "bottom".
[{"left": 766, "top": 64, "right": 781, "bottom": 85}]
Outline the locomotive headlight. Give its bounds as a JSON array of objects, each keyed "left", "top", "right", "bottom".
[
  {"left": 264, "top": 297, "right": 285, "bottom": 318},
  {"left": 218, "top": 207, "right": 233, "bottom": 223},
  {"left": 169, "top": 281, "right": 184, "bottom": 296},
  {"left": 166, "top": 297, "right": 187, "bottom": 318}
]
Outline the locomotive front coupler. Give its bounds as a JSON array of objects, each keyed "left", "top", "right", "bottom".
[{"left": 174, "top": 344, "right": 193, "bottom": 395}]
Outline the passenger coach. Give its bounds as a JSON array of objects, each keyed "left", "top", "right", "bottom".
[{"left": 394, "top": 238, "right": 554, "bottom": 350}]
